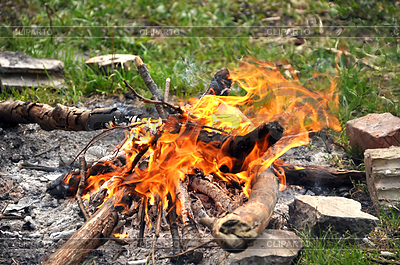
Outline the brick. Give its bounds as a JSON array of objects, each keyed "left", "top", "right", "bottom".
[
  {"left": 346, "top": 113, "right": 400, "bottom": 154},
  {"left": 365, "top": 146, "right": 400, "bottom": 212}
]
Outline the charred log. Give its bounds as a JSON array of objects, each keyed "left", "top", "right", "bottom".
[
  {"left": 274, "top": 161, "right": 366, "bottom": 188},
  {"left": 195, "top": 121, "right": 283, "bottom": 173},
  {"left": 206, "top": 68, "right": 232, "bottom": 96}
]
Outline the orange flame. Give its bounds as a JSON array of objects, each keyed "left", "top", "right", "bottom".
[
  {"left": 113, "top": 233, "right": 128, "bottom": 239},
  {"left": 64, "top": 57, "right": 341, "bottom": 210}
]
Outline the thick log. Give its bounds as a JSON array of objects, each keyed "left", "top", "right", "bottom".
[
  {"left": 274, "top": 161, "right": 366, "bottom": 188},
  {"left": 0, "top": 99, "right": 146, "bottom": 131},
  {"left": 42, "top": 188, "right": 132, "bottom": 265},
  {"left": 200, "top": 167, "right": 279, "bottom": 253}
]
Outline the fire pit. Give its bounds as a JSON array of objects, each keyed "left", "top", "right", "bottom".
[{"left": 0, "top": 57, "right": 346, "bottom": 265}]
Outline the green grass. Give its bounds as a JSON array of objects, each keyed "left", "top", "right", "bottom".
[
  {"left": 296, "top": 203, "right": 400, "bottom": 264},
  {"left": 1, "top": 1, "right": 400, "bottom": 263}
]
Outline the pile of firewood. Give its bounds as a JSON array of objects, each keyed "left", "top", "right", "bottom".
[{"left": 0, "top": 57, "right": 366, "bottom": 265}]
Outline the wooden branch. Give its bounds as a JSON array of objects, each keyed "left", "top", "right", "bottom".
[
  {"left": 0, "top": 202, "right": 25, "bottom": 220},
  {"left": 135, "top": 57, "right": 166, "bottom": 119},
  {"left": 137, "top": 197, "right": 147, "bottom": 247},
  {"left": 42, "top": 188, "right": 127, "bottom": 265},
  {"left": 123, "top": 79, "right": 183, "bottom": 114},
  {"left": 77, "top": 156, "right": 90, "bottom": 221},
  {"left": 189, "top": 175, "right": 235, "bottom": 212},
  {"left": 164, "top": 78, "right": 171, "bottom": 103},
  {"left": 135, "top": 57, "right": 165, "bottom": 102},
  {"left": 273, "top": 161, "right": 366, "bottom": 188},
  {"left": 200, "top": 167, "right": 278, "bottom": 253},
  {"left": 176, "top": 178, "right": 191, "bottom": 224},
  {"left": 0, "top": 99, "right": 142, "bottom": 131},
  {"left": 166, "top": 195, "right": 182, "bottom": 257}
]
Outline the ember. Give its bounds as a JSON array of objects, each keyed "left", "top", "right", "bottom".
[{"left": 51, "top": 56, "right": 341, "bottom": 264}]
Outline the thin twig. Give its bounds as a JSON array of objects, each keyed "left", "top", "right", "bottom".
[
  {"left": 123, "top": 79, "right": 183, "bottom": 114},
  {"left": 127, "top": 129, "right": 161, "bottom": 174},
  {"left": 164, "top": 78, "right": 171, "bottom": 103},
  {"left": 20, "top": 162, "right": 60, "bottom": 172},
  {"left": 44, "top": 3, "right": 64, "bottom": 25},
  {"left": 68, "top": 123, "right": 145, "bottom": 174},
  {"left": 77, "top": 156, "right": 90, "bottom": 221},
  {"left": 44, "top": 3, "right": 53, "bottom": 42},
  {"left": 160, "top": 239, "right": 215, "bottom": 259},
  {"left": 0, "top": 215, "right": 25, "bottom": 220},
  {"left": 1, "top": 202, "right": 10, "bottom": 215},
  {"left": 368, "top": 256, "right": 400, "bottom": 265},
  {"left": 0, "top": 203, "right": 25, "bottom": 219},
  {"left": 11, "top": 258, "right": 20, "bottom": 265},
  {"left": 167, "top": 195, "right": 182, "bottom": 255},
  {"left": 127, "top": 256, "right": 150, "bottom": 265},
  {"left": 33, "top": 145, "right": 59, "bottom": 157}
]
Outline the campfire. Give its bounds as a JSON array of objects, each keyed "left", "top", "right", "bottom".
[{"left": 38, "top": 56, "right": 341, "bottom": 264}]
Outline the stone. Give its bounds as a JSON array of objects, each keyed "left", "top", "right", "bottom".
[
  {"left": 364, "top": 146, "right": 400, "bottom": 212},
  {"left": 221, "top": 230, "right": 303, "bottom": 265},
  {"left": 346, "top": 113, "right": 400, "bottom": 154},
  {"left": 289, "top": 195, "right": 378, "bottom": 237},
  {"left": 85, "top": 54, "right": 137, "bottom": 75},
  {"left": 0, "top": 73, "right": 64, "bottom": 89},
  {"left": 0, "top": 51, "right": 64, "bottom": 74},
  {"left": 0, "top": 51, "right": 64, "bottom": 89}
]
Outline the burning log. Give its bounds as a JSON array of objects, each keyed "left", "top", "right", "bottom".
[
  {"left": 41, "top": 187, "right": 132, "bottom": 265},
  {"left": 0, "top": 99, "right": 145, "bottom": 131},
  {"left": 205, "top": 68, "right": 232, "bottom": 96},
  {"left": 200, "top": 167, "right": 278, "bottom": 253},
  {"left": 194, "top": 120, "right": 283, "bottom": 173}
]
